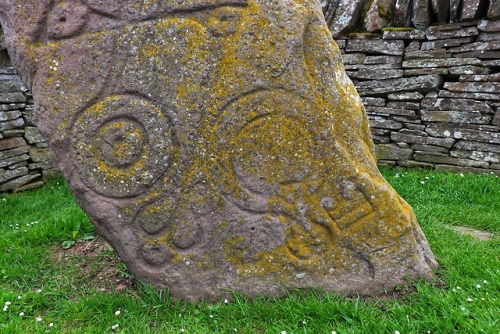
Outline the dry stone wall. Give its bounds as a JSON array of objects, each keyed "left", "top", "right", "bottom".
[
  {"left": 1, "top": 17, "right": 499, "bottom": 192},
  {"left": 0, "top": 39, "right": 58, "bottom": 192},
  {"left": 335, "top": 19, "right": 500, "bottom": 175}
]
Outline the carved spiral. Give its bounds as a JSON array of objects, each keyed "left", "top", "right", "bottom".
[{"left": 72, "top": 95, "right": 175, "bottom": 198}]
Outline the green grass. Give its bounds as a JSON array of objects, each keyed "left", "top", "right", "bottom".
[{"left": 0, "top": 169, "right": 499, "bottom": 333}]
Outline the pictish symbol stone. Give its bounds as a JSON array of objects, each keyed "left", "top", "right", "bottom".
[
  {"left": 72, "top": 95, "right": 174, "bottom": 198},
  {"left": 0, "top": 0, "right": 438, "bottom": 302}
]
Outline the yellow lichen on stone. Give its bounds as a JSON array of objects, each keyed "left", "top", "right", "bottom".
[{"left": 2, "top": 0, "right": 437, "bottom": 300}]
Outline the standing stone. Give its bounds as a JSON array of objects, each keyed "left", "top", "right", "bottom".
[{"left": 0, "top": 0, "right": 437, "bottom": 301}]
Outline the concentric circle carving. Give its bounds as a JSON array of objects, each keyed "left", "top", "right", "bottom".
[
  {"left": 135, "top": 197, "right": 177, "bottom": 235},
  {"left": 73, "top": 95, "right": 174, "bottom": 198},
  {"left": 212, "top": 90, "right": 327, "bottom": 212},
  {"left": 232, "top": 115, "right": 316, "bottom": 191}
]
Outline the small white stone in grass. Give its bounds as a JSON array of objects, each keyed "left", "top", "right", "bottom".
[
  {"left": 3, "top": 306, "right": 8, "bottom": 312},
  {"left": 420, "top": 181, "right": 425, "bottom": 185},
  {"left": 483, "top": 280, "right": 488, "bottom": 284},
  {"left": 460, "top": 173, "right": 464, "bottom": 177},
  {"left": 456, "top": 286, "right": 461, "bottom": 290},
  {"left": 36, "top": 317, "right": 42, "bottom": 322},
  {"left": 19, "top": 312, "right": 24, "bottom": 316},
  {"left": 332, "top": 331, "right": 337, "bottom": 334},
  {"left": 115, "top": 310, "right": 121, "bottom": 316},
  {"left": 36, "top": 289, "right": 42, "bottom": 293},
  {"left": 111, "top": 324, "right": 119, "bottom": 330},
  {"left": 281, "top": 331, "right": 287, "bottom": 334},
  {"left": 467, "top": 297, "right": 473, "bottom": 302},
  {"left": 5, "top": 301, "right": 11, "bottom": 306},
  {"left": 17, "top": 296, "right": 22, "bottom": 300},
  {"left": 395, "top": 331, "right": 401, "bottom": 334},
  {"left": 460, "top": 306, "right": 466, "bottom": 311},
  {"left": 49, "top": 323, "right": 53, "bottom": 327},
  {"left": 476, "top": 284, "right": 481, "bottom": 289},
  {"left": 209, "top": 314, "right": 214, "bottom": 318},
  {"left": 224, "top": 299, "right": 228, "bottom": 304}
]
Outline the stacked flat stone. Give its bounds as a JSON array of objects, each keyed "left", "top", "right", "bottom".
[
  {"left": 0, "top": 59, "right": 57, "bottom": 192},
  {"left": 336, "top": 19, "right": 500, "bottom": 174}
]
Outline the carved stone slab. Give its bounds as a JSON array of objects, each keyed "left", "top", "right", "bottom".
[{"left": 0, "top": 0, "right": 437, "bottom": 301}]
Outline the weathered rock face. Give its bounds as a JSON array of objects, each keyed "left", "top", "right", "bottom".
[{"left": 0, "top": 0, "right": 437, "bottom": 301}]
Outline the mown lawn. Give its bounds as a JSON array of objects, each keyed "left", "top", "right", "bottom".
[{"left": 0, "top": 169, "right": 499, "bottom": 333}]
